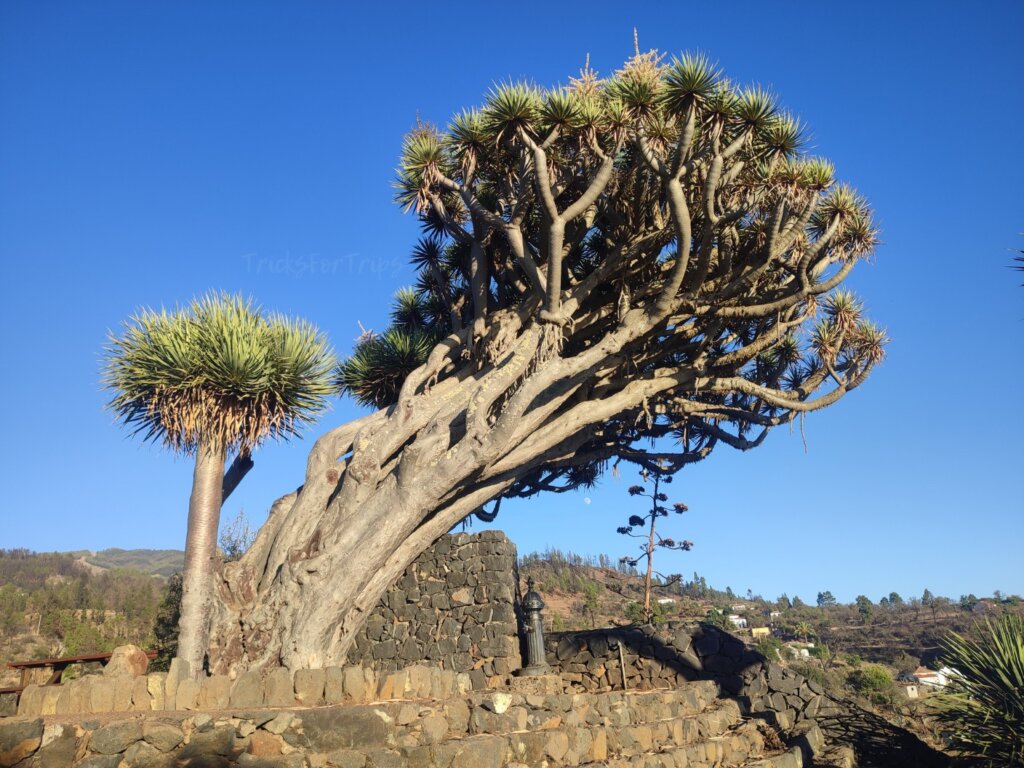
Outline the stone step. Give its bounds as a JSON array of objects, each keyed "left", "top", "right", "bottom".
[
  {"left": 742, "top": 746, "right": 805, "bottom": 768},
  {"left": 465, "top": 681, "right": 722, "bottom": 736},
  {"left": 496, "top": 699, "right": 744, "bottom": 766},
  {"left": 601, "top": 699, "right": 743, "bottom": 758},
  {"left": 579, "top": 718, "right": 772, "bottom": 768}
]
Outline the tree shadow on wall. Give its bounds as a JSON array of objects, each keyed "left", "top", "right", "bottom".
[
  {"left": 547, "top": 624, "right": 950, "bottom": 768},
  {"left": 814, "top": 709, "right": 950, "bottom": 768}
]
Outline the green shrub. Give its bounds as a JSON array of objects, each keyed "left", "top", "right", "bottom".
[
  {"left": 847, "top": 664, "right": 892, "bottom": 694},
  {"left": 756, "top": 635, "right": 782, "bottom": 660},
  {"left": 790, "top": 662, "right": 829, "bottom": 689},
  {"left": 625, "top": 600, "right": 666, "bottom": 625},
  {"left": 808, "top": 642, "right": 829, "bottom": 660},
  {"left": 936, "top": 614, "right": 1024, "bottom": 766},
  {"left": 847, "top": 664, "right": 897, "bottom": 707},
  {"left": 702, "top": 608, "right": 729, "bottom": 629}
]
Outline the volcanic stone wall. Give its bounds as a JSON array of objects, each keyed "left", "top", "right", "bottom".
[
  {"left": 1, "top": 679, "right": 772, "bottom": 768},
  {"left": 346, "top": 530, "right": 522, "bottom": 677},
  {"left": 544, "top": 623, "right": 845, "bottom": 731}
]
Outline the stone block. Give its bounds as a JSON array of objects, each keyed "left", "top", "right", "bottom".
[
  {"left": 89, "top": 719, "right": 143, "bottom": 754},
  {"left": 803, "top": 694, "right": 824, "bottom": 718},
  {"left": 33, "top": 723, "right": 78, "bottom": 768},
  {"left": 377, "top": 669, "right": 407, "bottom": 700},
  {"left": 508, "top": 732, "right": 547, "bottom": 764},
  {"left": 342, "top": 666, "right": 367, "bottom": 703},
  {"left": 323, "top": 748, "right": 368, "bottom": 768},
  {"left": 76, "top": 756, "right": 122, "bottom": 768},
  {"left": 790, "top": 719, "right": 825, "bottom": 762},
  {"left": 324, "top": 666, "right": 345, "bottom": 704},
  {"left": 164, "top": 658, "right": 189, "bottom": 707},
  {"left": 143, "top": 720, "right": 184, "bottom": 752},
  {"left": 364, "top": 748, "right": 404, "bottom": 768},
  {"left": 775, "top": 708, "right": 797, "bottom": 731},
  {"left": 420, "top": 714, "right": 448, "bottom": 744},
  {"left": 282, "top": 707, "right": 392, "bottom": 752},
  {"left": 444, "top": 698, "right": 471, "bottom": 734},
  {"left": 693, "top": 631, "right": 721, "bottom": 657},
  {"left": 147, "top": 673, "right": 166, "bottom": 710},
  {"left": 131, "top": 675, "right": 152, "bottom": 712},
  {"left": 16, "top": 685, "right": 41, "bottom": 717},
  {"left": 264, "top": 668, "right": 295, "bottom": 707},
  {"left": 112, "top": 675, "right": 135, "bottom": 712},
  {"left": 264, "top": 713, "right": 293, "bottom": 735},
  {"left": 293, "top": 668, "right": 325, "bottom": 706},
  {"left": 103, "top": 645, "right": 150, "bottom": 678},
  {"left": 200, "top": 674, "right": 231, "bottom": 709},
  {"left": 248, "top": 730, "right": 284, "bottom": 756},
  {"left": 396, "top": 703, "right": 419, "bottom": 725},
  {"left": 175, "top": 677, "right": 200, "bottom": 710},
  {"left": 400, "top": 745, "right": 433, "bottom": 768},
  {"left": 231, "top": 670, "right": 264, "bottom": 708},
  {"left": 408, "top": 666, "right": 432, "bottom": 699},
  {"left": 121, "top": 740, "right": 163, "bottom": 767},
  {"left": 0, "top": 716, "right": 43, "bottom": 766},
  {"left": 481, "top": 692, "right": 513, "bottom": 714},
  {"left": 178, "top": 724, "right": 236, "bottom": 760},
  {"left": 52, "top": 685, "right": 72, "bottom": 716},
  {"left": 450, "top": 734, "right": 506, "bottom": 768},
  {"left": 90, "top": 678, "right": 117, "bottom": 713},
  {"left": 38, "top": 686, "right": 62, "bottom": 716}
]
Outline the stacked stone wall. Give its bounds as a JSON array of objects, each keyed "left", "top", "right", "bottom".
[
  {"left": 1, "top": 680, "right": 781, "bottom": 768},
  {"left": 13, "top": 662, "right": 478, "bottom": 719},
  {"left": 544, "top": 623, "right": 845, "bottom": 731},
  {"left": 346, "top": 531, "right": 521, "bottom": 676}
]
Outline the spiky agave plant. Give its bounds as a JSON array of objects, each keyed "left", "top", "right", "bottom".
[
  {"left": 936, "top": 613, "right": 1024, "bottom": 766},
  {"left": 103, "top": 292, "right": 336, "bottom": 675}
]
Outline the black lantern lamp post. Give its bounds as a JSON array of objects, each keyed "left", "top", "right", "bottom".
[{"left": 517, "top": 577, "right": 551, "bottom": 676}]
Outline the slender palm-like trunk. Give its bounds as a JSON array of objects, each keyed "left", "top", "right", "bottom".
[{"left": 178, "top": 439, "right": 226, "bottom": 676}]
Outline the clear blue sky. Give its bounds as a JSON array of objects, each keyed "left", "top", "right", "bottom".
[{"left": 1, "top": 2, "right": 1021, "bottom": 606}]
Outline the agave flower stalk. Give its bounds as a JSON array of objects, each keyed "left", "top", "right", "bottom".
[{"left": 618, "top": 466, "right": 693, "bottom": 623}]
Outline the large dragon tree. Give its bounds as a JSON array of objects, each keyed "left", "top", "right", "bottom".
[{"left": 206, "top": 48, "right": 886, "bottom": 673}]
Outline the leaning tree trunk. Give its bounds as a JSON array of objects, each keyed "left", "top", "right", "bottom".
[
  {"left": 205, "top": 297, "right": 867, "bottom": 675},
  {"left": 205, "top": 311, "right": 677, "bottom": 674},
  {"left": 178, "top": 438, "right": 227, "bottom": 676}
]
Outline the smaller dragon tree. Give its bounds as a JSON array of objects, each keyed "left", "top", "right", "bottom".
[
  {"left": 618, "top": 466, "right": 693, "bottom": 623},
  {"left": 103, "top": 293, "right": 336, "bottom": 677}
]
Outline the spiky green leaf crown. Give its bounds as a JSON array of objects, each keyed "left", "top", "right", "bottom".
[
  {"left": 104, "top": 292, "right": 337, "bottom": 454},
  {"left": 340, "top": 45, "right": 886, "bottom": 474}
]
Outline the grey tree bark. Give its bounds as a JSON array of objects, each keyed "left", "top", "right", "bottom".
[{"left": 178, "top": 439, "right": 227, "bottom": 676}]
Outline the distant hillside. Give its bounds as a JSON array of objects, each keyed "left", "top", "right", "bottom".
[
  {"left": 0, "top": 549, "right": 168, "bottom": 682},
  {"left": 66, "top": 548, "right": 184, "bottom": 578}
]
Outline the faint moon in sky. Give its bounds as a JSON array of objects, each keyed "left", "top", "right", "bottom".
[{"left": 584, "top": 497, "right": 592, "bottom": 505}]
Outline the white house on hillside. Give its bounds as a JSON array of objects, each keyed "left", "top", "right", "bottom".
[{"left": 913, "top": 666, "right": 959, "bottom": 688}]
